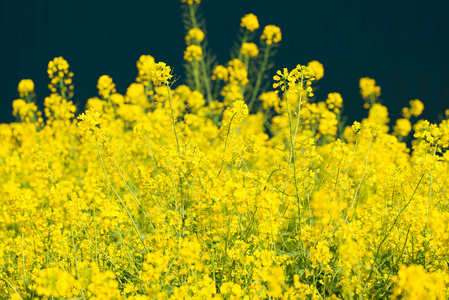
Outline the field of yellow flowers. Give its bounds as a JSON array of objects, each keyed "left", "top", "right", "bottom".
[{"left": 2, "top": 1, "right": 449, "bottom": 299}]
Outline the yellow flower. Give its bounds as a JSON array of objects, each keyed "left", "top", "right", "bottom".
[
  {"left": 363, "top": 103, "right": 390, "bottom": 133},
  {"left": 17, "top": 79, "right": 35, "bottom": 98},
  {"left": 47, "top": 56, "right": 70, "bottom": 78},
  {"left": 318, "top": 110, "right": 338, "bottom": 137},
  {"left": 307, "top": 60, "right": 324, "bottom": 80},
  {"left": 326, "top": 92, "right": 343, "bottom": 111},
  {"left": 310, "top": 190, "right": 341, "bottom": 221},
  {"left": 86, "top": 97, "right": 104, "bottom": 112},
  {"left": 221, "top": 83, "right": 242, "bottom": 104},
  {"left": 393, "top": 118, "right": 412, "bottom": 137},
  {"left": 184, "top": 45, "right": 203, "bottom": 62},
  {"left": 136, "top": 54, "right": 156, "bottom": 83},
  {"left": 409, "top": 99, "right": 424, "bottom": 117},
  {"left": 392, "top": 265, "right": 447, "bottom": 300},
  {"left": 35, "top": 267, "right": 77, "bottom": 297},
  {"left": 151, "top": 62, "right": 173, "bottom": 86},
  {"left": 359, "top": 77, "right": 381, "bottom": 100},
  {"left": 12, "top": 98, "right": 26, "bottom": 116},
  {"left": 5, "top": 6, "right": 449, "bottom": 300},
  {"left": 181, "top": 0, "right": 200, "bottom": 4},
  {"left": 12, "top": 98, "right": 38, "bottom": 122},
  {"left": 240, "top": 13, "right": 259, "bottom": 31},
  {"left": 273, "top": 68, "right": 294, "bottom": 91},
  {"left": 240, "top": 42, "right": 259, "bottom": 57},
  {"left": 219, "top": 100, "right": 249, "bottom": 138},
  {"left": 186, "top": 90, "right": 205, "bottom": 112},
  {"left": 273, "top": 65, "right": 315, "bottom": 93},
  {"left": 185, "top": 28, "right": 205, "bottom": 44},
  {"left": 310, "top": 241, "right": 332, "bottom": 268},
  {"left": 44, "top": 93, "right": 76, "bottom": 121},
  {"left": 110, "top": 93, "right": 124, "bottom": 106},
  {"left": 211, "top": 65, "right": 229, "bottom": 81},
  {"left": 126, "top": 82, "right": 146, "bottom": 105},
  {"left": 97, "top": 75, "right": 116, "bottom": 99},
  {"left": 261, "top": 25, "right": 282, "bottom": 45},
  {"left": 136, "top": 55, "right": 172, "bottom": 86},
  {"left": 47, "top": 56, "right": 74, "bottom": 96},
  {"left": 227, "top": 59, "right": 248, "bottom": 84},
  {"left": 259, "top": 91, "right": 281, "bottom": 112}
]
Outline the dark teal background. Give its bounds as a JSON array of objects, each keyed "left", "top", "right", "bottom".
[{"left": 1, "top": 0, "right": 448, "bottom": 125}]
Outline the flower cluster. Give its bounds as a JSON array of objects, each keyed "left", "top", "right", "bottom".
[
  {"left": 136, "top": 54, "right": 156, "bottom": 83},
  {"left": 326, "top": 92, "right": 343, "bottom": 113},
  {"left": 240, "top": 13, "right": 259, "bottom": 32},
  {"left": 47, "top": 56, "right": 74, "bottom": 97},
  {"left": 359, "top": 77, "right": 381, "bottom": 105},
  {"left": 307, "top": 60, "right": 324, "bottom": 80},
  {"left": 240, "top": 42, "right": 259, "bottom": 57},
  {"left": 393, "top": 118, "right": 412, "bottom": 137},
  {"left": 17, "top": 79, "right": 35, "bottom": 98},
  {"left": 2, "top": 2, "right": 448, "bottom": 299},
  {"left": 14, "top": 80, "right": 40, "bottom": 123},
  {"left": 259, "top": 91, "right": 281, "bottom": 112},
  {"left": 402, "top": 99, "right": 424, "bottom": 118},
  {"left": 97, "top": 75, "right": 116, "bottom": 99},
  {"left": 261, "top": 25, "right": 282, "bottom": 45},
  {"left": 392, "top": 265, "right": 447, "bottom": 299},
  {"left": 185, "top": 28, "right": 204, "bottom": 44},
  {"left": 211, "top": 65, "right": 228, "bottom": 81},
  {"left": 219, "top": 99, "right": 249, "bottom": 138},
  {"left": 184, "top": 44, "right": 203, "bottom": 62},
  {"left": 273, "top": 64, "right": 315, "bottom": 96},
  {"left": 181, "top": 0, "right": 200, "bottom": 5},
  {"left": 150, "top": 62, "right": 173, "bottom": 86},
  {"left": 136, "top": 55, "right": 172, "bottom": 87},
  {"left": 217, "top": 59, "right": 249, "bottom": 105}
]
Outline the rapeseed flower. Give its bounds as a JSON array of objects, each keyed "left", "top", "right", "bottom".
[
  {"left": 17, "top": 79, "right": 34, "bottom": 97},
  {"left": 184, "top": 44, "right": 203, "bottom": 62},
  {"left": 261, "top": 25, "right": 282, "bottom": 45},
  {"left": 240, "top": 13, "right": 259, "bottom": 31},
  {"left": 185, "top": 28, "right": 205, "bottom": 44},
  {"left": 307, "top": 60, "right": 324, "bottom": 80},
  {"left": 3, "top": 2, "right": 448, "bottom": 299},
  {"left": 359, "top": 77, "right": 381, "bottom": 102}
]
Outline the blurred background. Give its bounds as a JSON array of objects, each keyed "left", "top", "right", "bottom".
[{"left": 1, "top": 0, "right": 448, "bottom": 125}]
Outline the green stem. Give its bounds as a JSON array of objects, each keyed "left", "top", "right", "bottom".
[
  {"left": 362, "top": 174, "right": 425, "bottom": 294},
  {"left": 145, "top": 80, "right": 156, "bottom": 110},
  {"left": 192, "top": 60, "right": 201, "bottom": 92},
  {"left": 111, "top": 155, "right": 158, "bottom": 235},
  {"left": 70, "top": 214, "right": 87, "bottom": 300},
  {"left": 199, "top": 53, "right": 213, "bottom": 105},
  {"left": 95, "top": 135, "right": 150, "bottom": 254},
  {"left": 27, "top": 210, "right": 66, "bottom": 271},
  {"left": 167, "top": 84, "right": 181, "bottom": 157},
  {"left": 188, "top": 4, "right": 199, "bottom": 28},
  {"left": 70, "top": 214, "right": 78, "bottom": 273},
  {"left": 59, "top": 77, "right": 67, "bottom": 100},
  {"left": 0, "top": 267, "right": 24, "bottom": 300},
  {"left": 212, "top": 78, "right": 221, "bottom": 100},
  {"left": 142, "top": 134, "right": 159, "bottom": 175},
  {"left": 216, "top": 113, "right": 237, "bottom": 178},
  {"left": 346, "top": 137, "right": 372, "bottom": 223},
  {"left": 285, "top": 90, "right": 302, "bottom": 230},
  {"left": 20, "top": 234, "right": 27, "bottom": 288},
  {"left": 248, "top": 43, "right": 271, "bottom": 111},
  {"left": 369, "top": 94, "right": 375, "bottom": 107},
  {"left": 219, "top": 215, "right": 232, "bottom": 287},
  {"left": 188, "top": 4, "right": 212, "bottom": 104},
  {"left": 241, "top": 55, "right": 250, "bottom": 98},
  {"left": 237, "top": 30, "right": 249, "bottom": 61}
]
